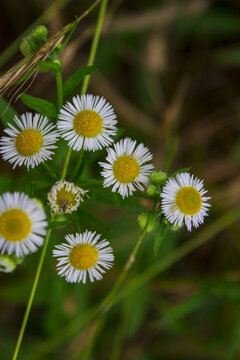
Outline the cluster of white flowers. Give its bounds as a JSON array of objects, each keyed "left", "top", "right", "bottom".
[{"left": 0, "top": 93, "right": 211, "bottom": 283}]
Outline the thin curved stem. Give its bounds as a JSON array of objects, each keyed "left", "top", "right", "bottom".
[
  {"left": 60, "top": 0, "right": 108, "bottom": 179},
  {"left": 12, "top": 228, "right": 53, "bottom": 360},
  {"left": 29, "top": 202, "right": 158, "bottom": 360},
  {"left": 12, "top": 2, "right": 109, "bottom": 359},
  {"left": 98, "top": 201, "right": 157, "bottom": 314},
  {"left": 30, "top": 205, "right": 240, "bottom": 359},
  {"left": 55, "top": 71, "right": 63, "bottom": 111}
]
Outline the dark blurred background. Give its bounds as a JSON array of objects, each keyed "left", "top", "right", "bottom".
[{"left": 1, "top": 0, "right": 240, "bottom": 359}]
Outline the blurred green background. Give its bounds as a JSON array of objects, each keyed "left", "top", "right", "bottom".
[{"left": 1, "top": 0, "right": 240, "bottom": 359}]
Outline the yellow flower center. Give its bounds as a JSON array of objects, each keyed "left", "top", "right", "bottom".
[
  {"left": 56, "top": 187, "right": 76, "bottom": 210},
  {"left": 74, "top": 110, "right": 103, "bottom": 137},
  {"left": 176, "top": 186, "right": 202, "bottom": 215},
  {"left": 113, "top": 155, "right": 140, "bottom": 183},
  {"left": 15, "top": 129, "right": 43, "bottom": 156},
  {"left": 0, "top": 209, "right": 31, "bottom": 242},
  {"left": 69, "top": 244, "right": 98, "bottom": 270}
]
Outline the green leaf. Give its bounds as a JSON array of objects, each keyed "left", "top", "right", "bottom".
[
  {"left": 90, "top": 187, "right": 146, "bottom": 213},
  {"left": 47, "top": 220, "right": 72, "bottom": 229},
  {"left": 77, "top": 208, "right": 111, "bottom": 236},
  {"left": 0, "top": 97, "right": 19, "bottom": 126},
  {"left": 63, "top": 65, "right": 97, "bottom": 98},
  {"left": 25, "top": 181, "right": 35, "bottom": 198},
  {"left": 38, "top": 60, "right": 62, "bottom": 74},
  {"left": 83, "top": 128, "right": 125, "bottom": 167},
  {"left": 20, "top": 93, "right": 57, "bottom": 118},
  {"left": 170, "top": 167, "right": 192, "bottom": 178},
  {"left": 154, "top": 221, "right": 168, "bottom": 257}
]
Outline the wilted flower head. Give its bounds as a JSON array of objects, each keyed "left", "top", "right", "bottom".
[{"left": 48, "top": 180, "right": 88, "bottom": 214}]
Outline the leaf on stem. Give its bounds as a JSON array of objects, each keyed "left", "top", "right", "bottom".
[
  {"left": 47, "top": 220, "right": 72, "bottom": 229},
  {"left": 0, "top": 97, "right": 19, "bottom": 126},
  {"left": 154, "top": 221, "right": 168, "bottom": 257},
  {"left": 63, "top": 66, "right": 97, "bottom": 98},
  {"left": 20, "top": 93, "right": 58, "bottom": 118},
  {"left": 170, "top": 167, "right": 192, "bottom": 178}
]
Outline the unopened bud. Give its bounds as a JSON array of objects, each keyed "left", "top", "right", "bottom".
[
  {"left": 147, "top": 184, "right": 157, "bottom": 197},
  {"left": 138, "top": 213, "right": 156, "bottom": 232},
  {"left": 0, "top": 255, "right": 16, "bottom": 273},
  {"left": 20, "top": 36, "right": 35, "bottom": 57},
  {"left": 31, "top": 25, "right": 48, "bottom": 42},
  {"left": 150, "top": 171, "right": 167, "bottom": 185},
  {"left": 163, "top": 217, "right": 183, "bottom": 231}
]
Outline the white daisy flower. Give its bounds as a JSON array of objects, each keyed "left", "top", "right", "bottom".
[
  {"left": 53, "top": 230, "right": 114, "bottom": 284},
  {"left": 0, "top": 192, "right": 47, "bottom": 257},
  {"left": 99, "top": 137, "right": 154, "bottom": 198},
  {"left": 48, "top": 180, "right": 88, "bottom": 214},
  {"left": 161, "top": 172, "right": 211, "bottom": 231},
  {"left": 57, "top": 94, "right": 117, "bottom": 152},
  {"left": 0, "top": 112, "right": 59, "bottom": 169}
]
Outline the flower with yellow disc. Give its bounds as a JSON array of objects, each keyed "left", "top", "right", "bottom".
[
  {"left": 57, "top": 94, "right": 117, "bottom": 151},
  {"left": 99, "top": 137, "right": 154, "bottom": 198},
  {"left": 0, "top": 112, "right": 59, "bottom": 169},
  {"left": 0, "top": 192, "right": 47, "bottom": 257},
  {"left": 161, "top": 172, "right": 211, "bottom": 231},
  {"left": 53, "top": 230, "right": 114, "bottom": 284}
]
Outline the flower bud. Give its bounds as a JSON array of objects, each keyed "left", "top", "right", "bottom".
[
  {"left": 31, "top": 25, "right": 48, "bottom": 42},
  {"left": 19, "top": 36, "right": 36, "bottom": 57},
  {"left": 163, "top": 217, "right": 183, "bottom": 231},
  {"left": 138, "top": 213, "right": 156, "bottom": 232},
  {"left": 150, "top": 171, "right": 167, "bottom": 185},
  {"left": 147, "top": 184, "right": 157, "bottom": 197},
  {"left": 0, "top": 255, "right": 16, "bottom": 273}
]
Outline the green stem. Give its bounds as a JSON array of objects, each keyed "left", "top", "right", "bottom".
[
  {"left": 42, "top": 162, "right": 58, "bottom": 180},
  {"left": 12, "top": 228, "right": 53, "bottom": 360},
  {"left": 99, "top": 201, "right": 157, "bottom": 314},
  {"left": 73, "top": 146, "right": 85, "bottom": 180},
  {"left": 31, "top": 205, "right": 240, "bottom": 359},
  {"left": 81, "top": 0, "right": 108, "bottom": 95},
  {"left": 60, "top": 0, "right": 108, "bottom": 179},
  {"left": 55, "top": 71, "right": 63, "bottom": 111},
  {"left": 0, "top": 0, "right": 70, "bottom": 68},
  {"left": 61, "top": 146, "right": 72, "bottom": 180},
  {"left": 29, "top": 202, "right": 157, "bottom": 360}
]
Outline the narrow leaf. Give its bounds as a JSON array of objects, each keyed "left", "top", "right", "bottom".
[
  {"left": 170, "top": 167, "right": 192, "bottom": 178},
  {"left": 25, "top": 181, "right": 35, "bottom": 198},
  {"left": 63, "top": 66, "right": 97, "bottom": 98},
  {"left": 77, "top": 208, "right": 111, "bottom": 236},
  {"left": 154, "top": 221, "right": 168, "bottom": 257},
  {"left": 0, "top": 97, "right": 19, "bottom": 126},
  {"left": 20, "top": 93, "right": 57, "bottom": 118},
  {"left": 47, "top": 220, "right": 72, "bottom": 229},
  {"left": 38, "top": 60, "right": 61, "bottom": 74}
]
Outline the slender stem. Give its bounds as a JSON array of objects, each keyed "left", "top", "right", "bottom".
[
  {"left": 81, "top": 0, "right": 108, "bottom": 95},
  {"left": 42, "top": 162, "right": 58, "bottom": 180},
  {"left": 31, "top": 202, "right": 158, "bottom": 359},
  {"left": 0, "top": 0, "right": 70, "bottom": 68},
  {"left": 55, "top": 71, "right": 63, "bottom": 111},
  {"left": 12, "top": 3, "right": 107, "bottom": 359},
  {"left": 61, "top": 146, "right": 72, "bottom": 179},
  {"left": 12, "top": 228, "right": 53, "bottom": 360},
  {"left": 99, "top": 201, "right": 157, "bottom": 314},
  {"left": 73, "top": 146, "right": 85, "bottom": 180},
  {"left": 32, "top": 205, "right": 240, "bottom": 359},
  {"left": 60, "top": 0, "right": 108, "bottom": 179}
]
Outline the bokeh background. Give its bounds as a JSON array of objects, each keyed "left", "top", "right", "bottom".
[{"left": 1, "top": 0, "right": 240, "bottom": 359}]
